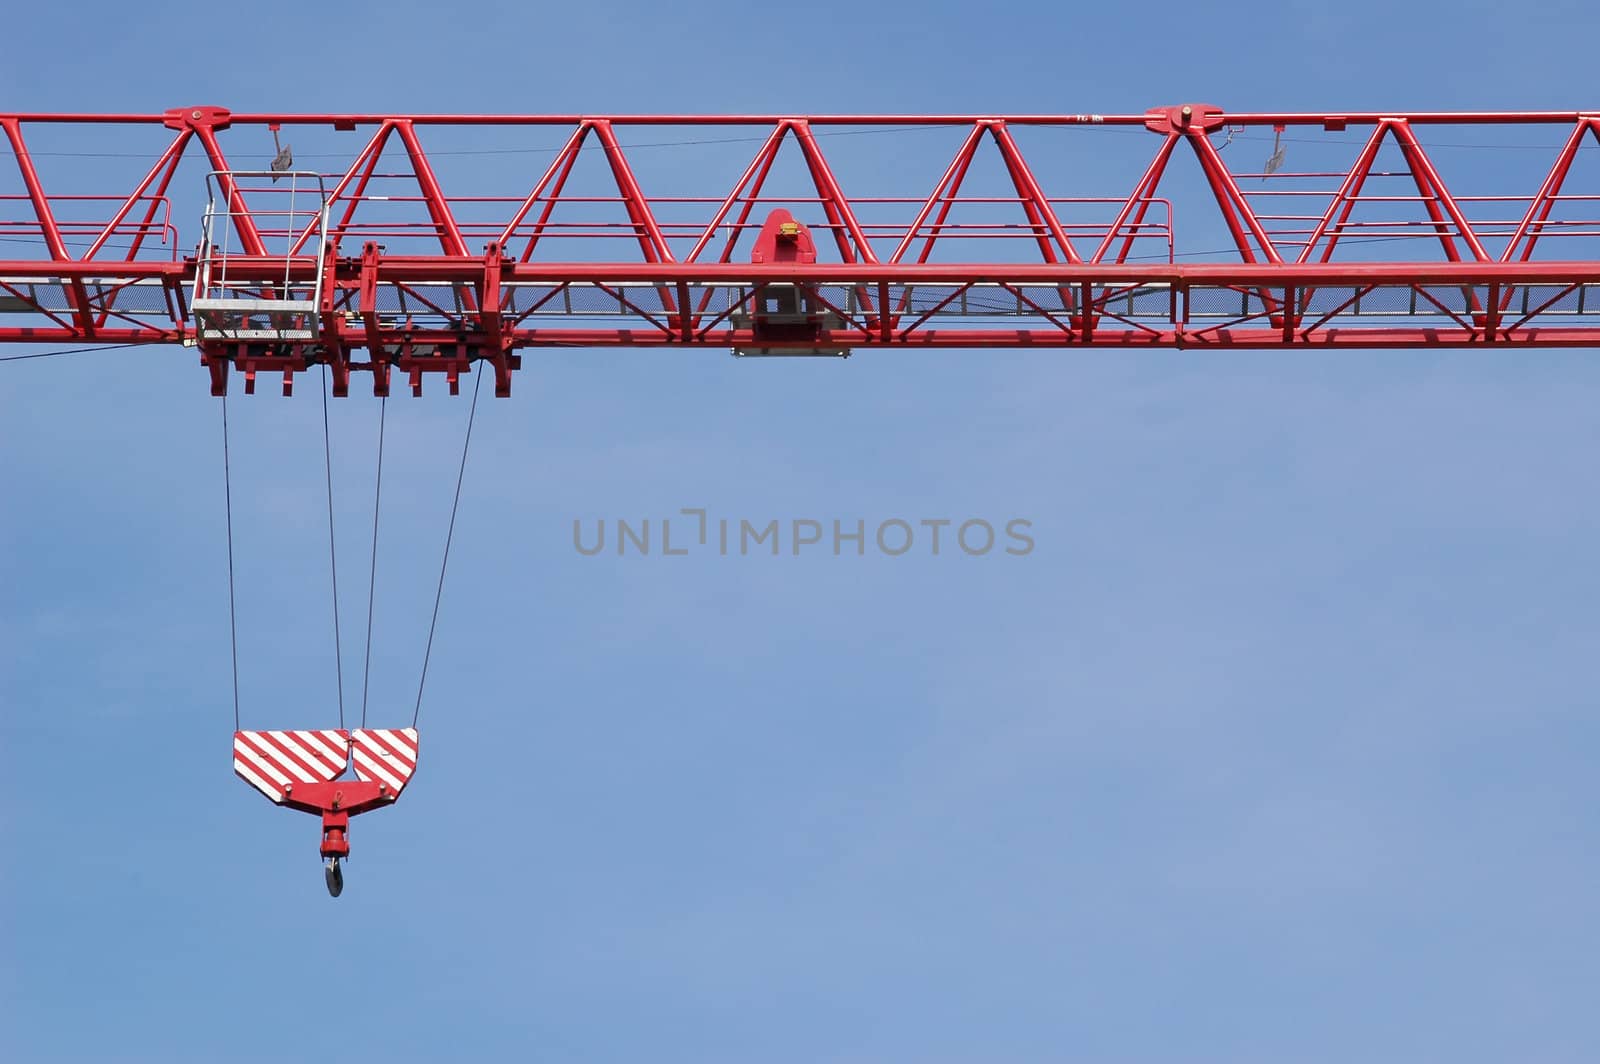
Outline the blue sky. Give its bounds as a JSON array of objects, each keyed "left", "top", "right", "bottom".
[{"left": 3, "top": 2, "right": 1599, "bottom": 1061}]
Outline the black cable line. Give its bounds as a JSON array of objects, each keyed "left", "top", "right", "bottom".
[
  {"left": 320, "top": 365, "right": 347, "bottom": 731},
  {"left": 0, "top": 341, "right": 159, "bottom": 362},
  {"left": 360, "top": 395, "right": 386, "bottom": 730},
  {"left": 221, "top": 394, "right": 241, "bottom": 732},
  {"left": 413, "top": 362, "right": 483, "bottom": 729}
]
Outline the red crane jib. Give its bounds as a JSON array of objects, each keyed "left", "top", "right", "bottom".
[{"left": 4, "top": 106, "right": 1600, "bottom": 394}]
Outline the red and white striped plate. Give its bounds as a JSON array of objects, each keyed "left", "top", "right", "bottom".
[
  {"left": 233, "top": 729, "right": 350, "bottom": 803},
  {"left": 234, "top": 727, "right": 420, "bottom": 803},
  {"left": 349, "top": 728, "right": 420, "bottom": 796}
]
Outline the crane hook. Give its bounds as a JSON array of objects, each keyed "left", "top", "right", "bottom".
[{"left": 324, "top": 857, "right": 344, "bottom": 898}]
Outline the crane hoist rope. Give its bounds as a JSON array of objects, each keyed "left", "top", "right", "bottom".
[{"left": 222, "top": 363, "right": 482, "bottom": 897}]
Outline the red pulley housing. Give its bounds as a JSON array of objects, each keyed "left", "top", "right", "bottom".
[{"left": 734, "top": 209, "right": 849, "bottom": 357}]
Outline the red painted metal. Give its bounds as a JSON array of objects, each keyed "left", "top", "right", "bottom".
[
  {"left": 233, "top": 728, "right": 419, "bottom": 865},
  {"left": 4, "top": 106, "right": 1600, "bottom": 394}
]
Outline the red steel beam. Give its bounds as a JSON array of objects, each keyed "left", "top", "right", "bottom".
[
  {"left": 9, "top": 111, "right": 1599, "bottom": 126},
  {"left": 4, "top": 257, "right": 1598, "bottom": 285},
  {"left": 1, "top": 106, "right": 1598, "bottom": 396}
]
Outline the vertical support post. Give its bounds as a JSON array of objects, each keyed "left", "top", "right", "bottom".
[
  {"left": 322, "top": 242, "right": 350, "bottom": 397},
  {"left": 481, "top": 242, "right": 512, "bottom": 397},
  {"left": 359, "top": 241, "right": 389, "bottom": 396}
]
